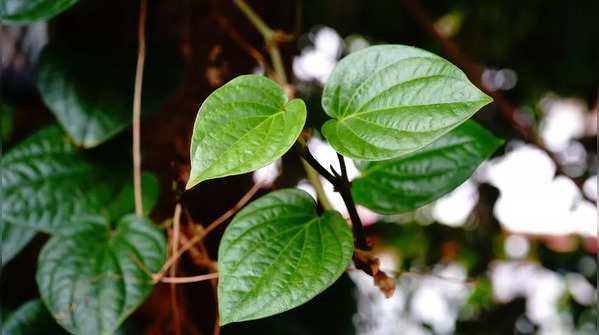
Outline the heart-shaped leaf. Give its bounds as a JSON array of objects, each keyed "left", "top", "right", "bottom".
[
  {"left": 37, "top": 214, "right": 166, "bottom": 335},
  {"left": 1, "top": 299, "right": 66, "bottom": 335},
  {"left": 36, "top": 42, "right": 181, "bottom": 148},
  {"left": 0, "top": 125, "right": 158, "bottom": 264},
  {"left": 187, "top": 75, "right": 306, "bottom": 189},
  {"left": 321, "top": 45, "right": 492, "bottom": 161},
  {"left": 218, "top": 189, "right": 353, "bottom": 325},
  {"left": 1, "top": 222, "right": 36, "bottom": 264},
  {"left": 1, "top": 125, "right": 123, "bottom": 233},
  {"left": 1, "top": 0, "right": 78, "bottom": 24},
  {"left": 351, "top": 121, "right": 503, "bottom": 214},
  {"left": 1, "top": 125, "right": 160, "bottom": 235}
]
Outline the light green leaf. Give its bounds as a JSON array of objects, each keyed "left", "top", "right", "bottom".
[
  {"left": 187, "top": 75, "right": 306, "bottom": 189},
  {"left": 321, "top": 45, "right": 492, "bottom": 160},
  {"left": 1, "top": 125, "right": 160, "bottom": 235},
  {"left": 0, "top": 0, "right": 78, "bottom": 24},
  {"left": 1, "top": 222, "right": 36, "bottom": 264},
  {"left": 1, "top": 299, "right": 65, "bottom": 335},
  {"left": 351, "top": 121, "right": 503, "bottom": 214},
  {"left": 36, "top": 42, "right": 181, "bottom": 148},
  {"left": 37, "top": 214, "right": 166, "bottom": 335},
  {"left": 218, "top": 189, "right": 353, "bottom": 325}
]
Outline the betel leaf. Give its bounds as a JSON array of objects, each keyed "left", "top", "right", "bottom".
[
  {"left": 1, "top": 299, "right": 66, "bottom": 335},
  {"left": 36, "top": 42, "right": 181, "bottom": 148},
  {"left": 187, "top": 75, "right": 306, "bottom": 189},
  {"left": 0, "top": 0, "right": 78, "bottom": 24},
  {"left": 351, "top": 121, "right": 503, "bottom": 214},
  {"left": 0, "top": 222, "right": 36, "bottom": 264},
  {"left": 218, "top": 189, "right": 353, "bottom": 325},
  {"left": 107, "top": 172, "right": 160, "bottom": 220},
  {"left": 0, "top": 125, "right": 122, "bottom": 233},
  {"left": 37, "top": 214, "right": 166, "bottom": 335},
  {"left": 1, "top": 125, "right": 160, "bottom": 235},
  {"left": 321, "top": 45, "right": 492, "bottom": 161}
]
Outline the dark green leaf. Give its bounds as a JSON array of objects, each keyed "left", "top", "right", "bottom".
[
  {"left": 36, "top": 42, "right": 181, "bottom": 148},
  {"left": 351, "top": 121, "right": 502, "bottom": 214},
  {"left": 1, "top": 103, "right": 15, "bottom": 142},
  {"left": 187, "top": 75, "right": 306, "bottom": 189},
  {"left": 1, "top": 125, "right": 161, "bottom": 235},
  {"left": 37, "top": 215, "right": 166, "bottom": 335},
  {"left": 0, "top": 0, "right": 78, "bottom": 24},
  {"left": 0, "top": 222, "right": 36, "bottom": 264},
  {"left": 218, "top": 189, "right": 353, "bottom": 325},
  {"left": 321, "top": 45, "right": 492, "bottom": 160},
  {"left": 107, "top": 172, "right": 160, "bottom": 220},
  {"left": 0, "top": 125, "right": 123, "bottom": 233},
  {"left": 1, "top": 299, "right": 65, "bottom": 335}
]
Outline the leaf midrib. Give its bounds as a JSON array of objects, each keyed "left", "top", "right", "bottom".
[
  {"left": 191, "top": 108, "right": 287, "bottom": 183},
  {"left": 230, "top": 217, "right": 319, "bottom": 321}
]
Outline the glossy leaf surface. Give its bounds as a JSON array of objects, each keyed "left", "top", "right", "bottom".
[
  {"left": 0, "top": 126, "right": 123, "bottom": 233},
  {"left": 1, "top": 0, "right": 78, "bottom": 24},
  {"left": 37, "top": 215, "right": 166, "bottom": 335},
  {"left": 1, "top": 299, "right": 65, "bottom": 335},
  {"left": 1, "top": 125, "right": 160, "bottom": 235},
  {"left": 321, "top": 45, "right": 492, "bottom": 160},
  {"left": 218, "top": 189, "right": 353, "bottom": 325},
  {"left": 187, "top": 75, "right": 306, "bottom": 189},
  {"left": 0, "top": 222, "right": 36, "bottom": 264},
  {"left": 352, "top": 121, "right": 502, "bottom": 214},
  {"left": 36, "top": 42, "right": 181, "bottom": 147}
]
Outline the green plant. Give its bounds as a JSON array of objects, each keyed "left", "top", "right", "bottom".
[
  {"left": 1, "top": 1, "right": 502, "bottom": 334},
  {"left": 187, "top": 44, "right": 501, "bottom": 325}
]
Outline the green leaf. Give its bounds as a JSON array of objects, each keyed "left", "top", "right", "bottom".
[
  {"left": 1, "top": 299, "right": 65, "bottom": 335},
  {"left": 217, "top": 189, "right": 353, "bottom": 325},
  {"left": 351, "top": 121, "right": 503, "bottom": 214},
  {"left": 1, "top": 125, "right": 123, "bottom": 233},
  {"left": 0, "top": 222, "right": 36, "bottom": 264},
  {"left": 37, "top": 214, "right": 166, "bottom": 335},
  {"left": 1, "top": 125, "right": 160, "bottom": 235},
  {"left": 1, "top": 103, "right": 15, "bottom": 142},
  {"left": 107, "top": 172, "right": 160, "bottom": 220},
  {"left": 321, "top": 45, "right": 492, "bottom": 161},
  {"left": 0, "top": 0, "right": 78, "bottom": 24},
  {"left": 187, "top": 75, "right": 306, "bottom": 189},
  {"left": 36, "top": 42, "right": 181, "bottom": 148}
]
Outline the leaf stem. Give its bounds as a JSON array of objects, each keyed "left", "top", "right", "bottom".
[
  {"left": 337, "top": 153, "right": 348, "bottom": 181},
  {"left": 232, "top": 0, "right": 274, "bottom": 40},
  {"left": 233, "top": 0, "right": 286, "bottom": 84},
  {"left": 132, "top": 0, "right": 147, "bottom": 216},
  {"left": 295, "top": 138, "right": 369, "bottom": 250},
  {"left": 300, "top": 158, "right": 333, "bottom": 211},
  {"left": 266, "top": 43, "right": 288, "bottom": 84}
]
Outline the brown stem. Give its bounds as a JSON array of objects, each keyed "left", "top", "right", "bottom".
[
  {"left": 170, "top": 204, "right": 182, "bottom": 335},
  {"left": 152, "top": 184, "right": 260, "bottom": 282},
  {"left": 214, "top": 14, "right": 274, "bottom": 76},
  {"left": 160, "top": 273, "right": 219, "bottom": 284},
  {"left": 133, "top": 0, "right": 147, "bottom": 216}
]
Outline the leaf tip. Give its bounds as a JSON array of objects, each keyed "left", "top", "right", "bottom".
[{"left": 184, "top": 179, "right": 197, "bottom": 190}]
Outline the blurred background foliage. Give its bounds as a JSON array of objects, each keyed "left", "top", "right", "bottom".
[{"left": 1, "top": 0, "right": 597, "bottom": 334}]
